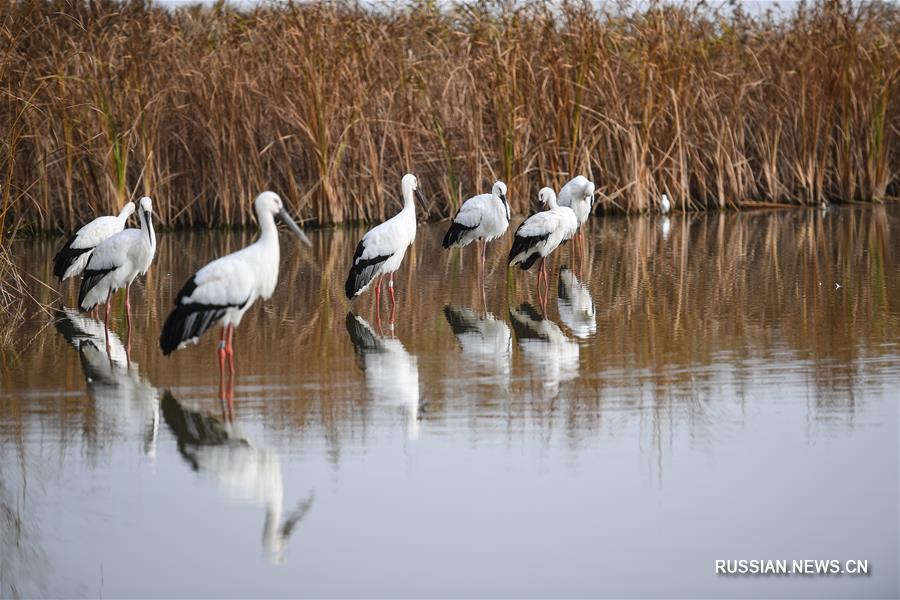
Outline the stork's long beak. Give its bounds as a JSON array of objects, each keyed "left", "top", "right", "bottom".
[
  {"left": 143, "top": 210, "right": 154, "bottom": 242},
  {"left": 414, "top": 188, "right": 426, "bottom": 207},
  {"left": 278, "top": 209, "right": 312, "bottom": 246}
]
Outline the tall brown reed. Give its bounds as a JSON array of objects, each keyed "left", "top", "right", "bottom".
[
  {"left": 1, "top": 0, "right": 898, "bottom": 232},
  {"left": 0, "top": 245, "right": 25, "bottom": 342}
]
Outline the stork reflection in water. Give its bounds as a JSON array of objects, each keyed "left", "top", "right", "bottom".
[
  {"left": 557, "top": 268, "right": 597, "bottom": 339},
  {"left": 345, "top": 312, "right": 421, "bottom": 440},
  {"left": 161, "top": 391, "right": 314, "bottom": 564},
  {"left": 509, "top": 303, "right": 579, "bottom": 399},
  {"left": 443, "top": 305, "right": 512, "bottom": 389},
  {"left": 54, "top": 307, "right": 160, "bottom": 457}
]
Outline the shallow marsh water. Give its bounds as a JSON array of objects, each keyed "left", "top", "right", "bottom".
[{"left": 1, "top": 206, "right": 898, "bottom": 598}]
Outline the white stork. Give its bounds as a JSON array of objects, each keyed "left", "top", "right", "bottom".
[
  {"left": 557, "top": 175, "right": 595, "bottom": 233},
  {"left": 345, "top": 173, "right": 422, "bottom": 306},
  {"left": 53, "top": 201, "right": 135, "bottom": 281},
  {"left": 78, "top": 196, "right": 156, "bottom": 334},
  {"left": 159, "top": 192, "right": 311, "bottom": 381},
  {"left": 442, "top": 180, "right": 510, "bottom": 272},
  {"left": 557, "top": 175, "right": 595, "bottom": 265},
  {"left": 507, "top": 187, "right": 578, "bottom": 297},
  {"left": 660, "top": 193, "right": 672, "bottom": 214}
]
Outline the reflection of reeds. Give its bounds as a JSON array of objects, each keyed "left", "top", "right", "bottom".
[{"left": 1, "top": 1, "right": 898, "bottom": 232}]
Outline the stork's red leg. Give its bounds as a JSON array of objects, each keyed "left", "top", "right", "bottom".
[
  {"left": 225, "top": 323, "right": 235, "bottom": 376},
  {"left": 374, "top": 275, "right": 382, "bottom": 306},
  {"left": 374, "top": 275, "right": 383, "bottom": 326},
  {"left": 218, "top": 327, "right": 227, "bottom": 401},
  {"left": 125, "top": 283, "right": 132, "bottom": 338},
  {"left": 537, "top": 258, "right": 545, "bottom": 305},
  {"left": 388, "top": 272, "right": 396, "bottom": 306},
  {"left": 226, "top": 368, "right": 235, "bottom": 422},
  {"left": 104, "top": 289, "right": 112, "bottom": 353},
  {"left": 225, "top": 324, "right": 235, "bottom": 420},
  {"left": 480, "top": 240, "right": 487, "bottom": 278}
]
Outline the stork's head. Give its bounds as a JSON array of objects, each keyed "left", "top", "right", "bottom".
[
  {"left": 568, "top": 175, "right": 594, "bottom": 199},
  {"left": 493, "top": 180, "right": 510, "bottom": 220},
  {"left": 119, "top": 201, "right": 136, "bottom": 220},
  {"left": 255, "top": 191, "right": 312, "bottom": 246},
  {"left": 255, "top": 191, "right": 284, "bottom": 215},
  {"left": 137, "top": 197, "right": 154, "bottom": 243},
  {"left": 401, "top": 173, "right": 425, "bottom": 207},
  {"left": 492, "top": 181, "right": 508, "bottom": 200},
  {"left": 401, "top": 173, "right": 418, "bottom": 192},
  {"left": 582, "top": 179, "right": 595, "bottom": 199},
  {"left": 538, "top": 187, "right": 557, "bottom": 208}
]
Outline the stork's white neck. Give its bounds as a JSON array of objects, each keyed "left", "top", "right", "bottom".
[
  {"left": 253, "top": 206, "right": 281, "bottom": 299},
  {"left": 256, "top": 206, "right": 279, "bottom": 245},
  {"left": 546, "top": 194, "right": 560, "bottom": 210},
  {"left": 401, "top": 183, "right": 416, "bottom": 212}
]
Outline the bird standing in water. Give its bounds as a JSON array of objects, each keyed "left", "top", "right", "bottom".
[
  {"left": 557, "top": 175, "right": 595, "bottom": 269},
  {"left": 53, "top": 201, "right": 135, "bottom": 282},
  {"left": 442, "top": 180, "right": 510, "bottom": 278},
  {"left": 345, "top": 173, "right": 422, "bottom": 324},
  {"left": 78, "top": 196, "right": 157, "bottom": 349},
  {"left": 508, "top": 188, "right": 578, "bottom": 310},
  {"left": 159, "top": 192, "right": 311, "bottom": 401}
]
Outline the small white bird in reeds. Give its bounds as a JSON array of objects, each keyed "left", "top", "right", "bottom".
[{"left": 660, "top": 193, "right": 672, "bottom": 215}]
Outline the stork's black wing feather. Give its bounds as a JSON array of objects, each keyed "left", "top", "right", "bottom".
[
  {"left": 442, "top": 220, "right": 477, "bottom": 248},
  {"left": 344, "top": 239, "right": 391, "bottom": 299},
  {"left": 159, "top": 274, "right": 250, "bottom": 355},
  {"left": 77, "top": 267, "right": 115, "bottom": 310},
  {"left": 52, "top": 233, "right": 90, "bottom": 280},
  {"left": 507, "top": 231, "right": 550, "bottom": 270}
]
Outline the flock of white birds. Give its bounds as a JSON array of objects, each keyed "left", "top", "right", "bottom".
[
  {"left": 46, "top": 175, "right": 671, "bottom": 564},
  {"left": 52, "top": 173, "right": 671, "bottom": 369}
]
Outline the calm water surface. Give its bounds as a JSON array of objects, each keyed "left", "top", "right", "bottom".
[{"left": 1, "top": 207, "right": 898, "bottom": 598}]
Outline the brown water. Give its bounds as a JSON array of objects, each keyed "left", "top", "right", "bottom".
[{"left": 1, "top": 206, "right": 898, "bottom": 598}]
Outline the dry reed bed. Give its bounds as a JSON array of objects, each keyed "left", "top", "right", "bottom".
[
  {"left": 1, "top": 0, "right": 899, "bottom": 232},
  {"left": 0, "top": 246, "right": 25, "bottom": 340}
]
